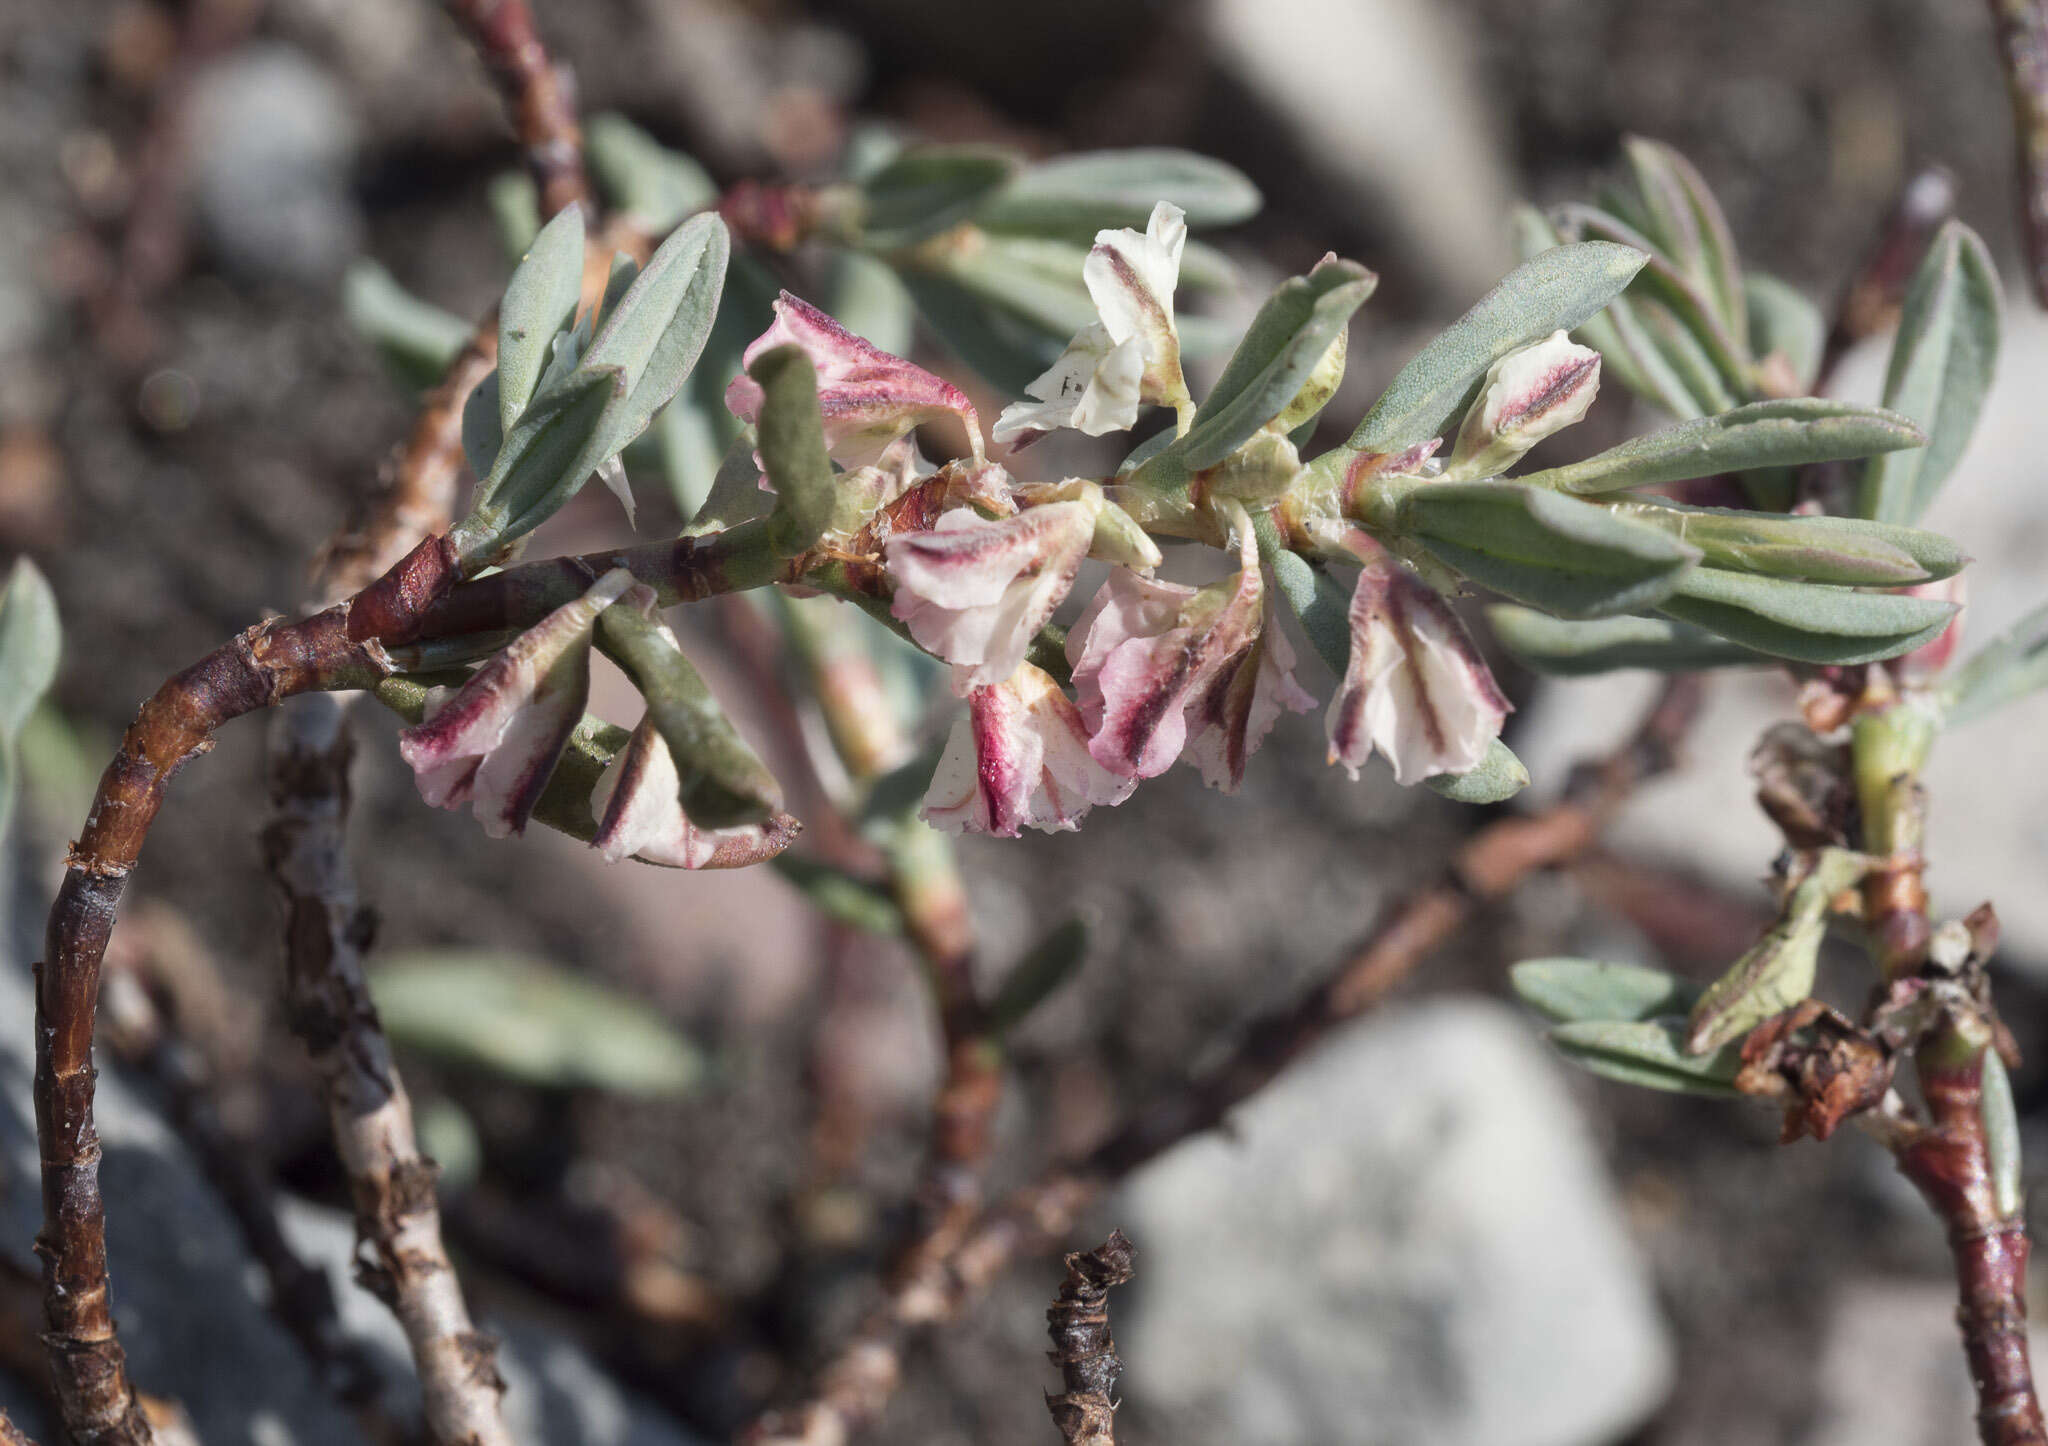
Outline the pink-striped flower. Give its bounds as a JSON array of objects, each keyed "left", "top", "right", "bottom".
[
  {"left": 1068, "top": 533, "right": 1311, "bottom": 786},
  {"left": 993, "top": 202, "right": 1191, "bottom": 446},
  {"left": 1443, "top": 331, "right": 1601, "bottom": 480},
  {"left": 884, "top": 499, "right": 1097, "bottom": 692},
  {"left": 725, "top": 291, "right": 982, "bottom": 467},
  {"left": 920, "top": 664, "right": 1134, "bottom": 836},
  {"left": 1326, "top": 562, "right": 1510, "bottom": 784},
  {"left": 398, "top": 569, "right": 635, "bottom": 837},
  {"left": 590, "top": 718, "right": 801, "bottom": 869}
]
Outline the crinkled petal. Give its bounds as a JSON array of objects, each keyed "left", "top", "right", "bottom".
[
  {"left": 1085, "top": 202, "right": 1187, "bottom": 406},
  {"left": 1326, "top": 565, "right": 1510, "bottom": 784},
  {"left": 726, "top": 291, "right": 982, "bottom": 466},
  {"left": 1183, "top": 601, "right": 1318, "bottom": 792},
  {"left": 591, "top": 719, "right": 801, "bottom": 869},
  {"left": 884, "top": 501, "right": 1096, "bottom": 689},
  {"left": 920, "top": 665, "right": 1133, "bottom": 837},
  {"left": 993, "top": 325, "right": 1142, "bottom": 446}
]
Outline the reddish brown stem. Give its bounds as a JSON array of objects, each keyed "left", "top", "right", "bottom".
[
  {"left": 441, "top": 0, "right": 591, "bottom": 219},
  {"left": 1987, "top": 0, "right": 2048, "bottom": 308},
  {"left": 1897, "top": 1038, "right": 2047, "bottom": 1445},
  {"left": 33, "top": 608, "right": 382, "bottom": 1444}
]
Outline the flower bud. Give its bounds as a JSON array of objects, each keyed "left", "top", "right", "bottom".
[
  {"left": 921, "top": 664, "right": 1135, "bottom": 836},
  {"left": 398, "top": 568, "right": 635, "bottom": 837},
  {"left": 591, "top": 717, "right": 802, "bottom": 869},
  {"left": 1443, "top": 331, "right": 1601, "bottom": 480},
  {"left": 1326, "top": 563, "right": 1510, "bottom": 784},
  {"left": 725, "top": 291, "right": 982, "bottom": 467},
  {"left": 884, "top": 499, "right": 1097, "bottom": 691}
]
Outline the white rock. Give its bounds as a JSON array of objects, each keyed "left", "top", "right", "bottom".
[{"left": 1116, "top": 995, "right": 1673, "bottom": 1446}]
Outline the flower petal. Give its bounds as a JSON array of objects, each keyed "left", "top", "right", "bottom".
[{"left": 920, "top": 664, "right": 1133, "bottom": 836}]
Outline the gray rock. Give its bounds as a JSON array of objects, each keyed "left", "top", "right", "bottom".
[
  {"left": 187, "top": 45, "right": 362, "bottom": 286},
  {"left": 1115, "top": 996, "right": 1672, "bottom": 1446}
]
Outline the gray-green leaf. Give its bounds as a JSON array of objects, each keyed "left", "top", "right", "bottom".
[
  {"left": 1348, "top": 242, "right": 1649, "bottom": 453},
  {"left": 1939, "top": 598, "right": 2048, "bottom": 728},
  {"left": 1611, "top": 500, "right": 1964, "bottom": 587},
  {"left": 1400, "top": 481, "right": 1701, "bottom": 619},
  {"left": 577, "top": 212, "right": 731, "bottom": 462},
  {"left": 1424, "top": 738, "right": 1531, "bottom": 803},
  {"left": 0, "top": 558, "right": 61, "bottom": 837},
  {"left": 342, "top": 262, "right": 472, "bottom": 393},
  {"left": 369, "top": 950, "right": 702, "bottom": 1094},
  {"left": 1487, "top": 605, "right": 1762, "bottom": 675},
  {"left": 1511, "top": 957, "right": 1701, "bottom": 1025},
  {"left": 1516, "top": 400, "right": 1925, "bottom": 496},
  {"left": 498, "top": 203, "right": 587, "bottom": 430},
  {"left": 974, "top": 147, "right": 1261, "bottom": 234},
  {"left": 1859, "top": 221, "right": 2000, "bottom": 525},
  {"left": 860, "top": 147, "right": 1019, "bottom": 250},
  {"left": 988, "top": 918, "right": 1089, "bottom": 1034},
  {"left": 749, "top": 346, "right": 838, "bottom": 558},
  {"left": 1547, "top": 1016, "right": 1745, "bottom": 1097},
  {"left": 597, "top": 596, "right": 783, "bottom": 830},
  {"left": 1745, "top": 273, "right": 1825, "bottom": 393},
  {"left": 585, "top": 113, "right": 717, "bottom": 232},
  {"left": 1657, "top": 568, "right": 1959, "bottom": 665}
]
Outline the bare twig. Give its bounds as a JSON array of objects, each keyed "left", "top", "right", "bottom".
[
  {"left": 748, "top": 677, "right": 1706, "bottom": 1442},
  {"left": 1987, "top": 0, "right": 2048, "bottom": 308},
  {"left": 98, "top": 963, "right": 392, "bottom": 1432},
  {"left": 1043, "top": 1232, "right": 1134, "bottom": 1446},
  {"left": 263, "top": 700, "right": 513, "bottom": 1446},
  {"left": 440, "top": 0, "right": 591, "bottom": 219}
]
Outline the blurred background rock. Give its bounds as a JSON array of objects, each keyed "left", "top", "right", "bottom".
[{"left": 1, "top": 1, "right": 2044, "bottom": 1443}]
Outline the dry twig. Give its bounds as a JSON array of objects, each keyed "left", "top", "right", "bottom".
[
  {"left": 1043, "top": 1232, "right": 1134, "bottom": 1446},
  {"left": 440, "top": 0, "right": 592, "bottom": 218}
]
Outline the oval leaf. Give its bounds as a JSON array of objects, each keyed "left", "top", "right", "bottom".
[
  {"left": 1517, "top": 399, "right": 1925, "bottom": 495},
  {"left": 1547, "top": 1016, "right": 1745, "bottom": 1097},
  {"left": 585, "top": 113, "right": 717, "bottom": 231},
  {"left": 860, "top": 147, "right": 1019, "bottom": 250},
  {"left": 1511, "top": 958, "right": 1702, "bottom": 1025},
  {"left": 1348, "top": 241, "right": 1649, "bottom": 453},
  {"left": 1400, "top": 481, "right": 1701, "bottom": 619},
  {"left": 1487, "top": 605, "right": 1762, "bottom": 675},
  {"left": 1423, "top": 737, "right": 1530, "bottom": 804},
  {"left": 1858, "top": 220, "right": 2001, "bottom": 524},
  {"left": 1745, "top": 273, "right": 1824, "bottom": 393},
  {"left": 498, "top": 203, "right": 587, "bottom": 429},
  {"left": 749, "top": 346, "right": 838, "bottom": 558},
  {"left": 976, "top": 148, "right": 1261, "bottom": 234},
  {"left": 1611, "top": 501, "right": 1964, "bottom": 587},
  {"left": 1939, "top": 598, "right": 2048, "bottom": 728},
  {"left": 370, "top": 950, "right": 702, "bottom": 1095},
  {"left": 579, "top": 212, "right": 732, "bottom": 459},
  {"left": 1657, "top": 568, "right": 1959, "bottom": 665},
  {"left": 343, "top": 261, "right": 472, "bottom": 394},
  {"left": 597, "top": 594, "right": 783, "bottom": 829}
]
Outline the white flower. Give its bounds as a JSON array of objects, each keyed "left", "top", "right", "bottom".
[
  {"left": 1442, "top": 330, "right": 1602, "bottom": 480},
  {"left": 920, "top": 664, "right": 1135, "bottom": 836},
  {"left": 398, "top": 569, "right": 635, "bottom": 837},
  {"left": 883, "top": 499, "right": 1097, "bottom": 692},
  {"left": 1326, "top": 562, "right": 1511, "bottom": 784},
  {"left": 590, "top": 718, "right": 801, "bottom": 869},
  {"left": 993, "top": 202, "right": 1191, "bottom": 446}
]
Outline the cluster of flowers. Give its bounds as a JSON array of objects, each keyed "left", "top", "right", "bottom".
[{"left": 400, "top": 202, "right": 1614, "bottom": 852}]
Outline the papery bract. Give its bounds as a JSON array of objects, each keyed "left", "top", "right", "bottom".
[
  {"left": 591, "top": 717, "right": 801, "bottom": 868},
  {"left": 920, "top": 663, "right": 1134, "bottom": 837},
  {"left": 884, "top": 499, "right": 1096, "bottom": 691},
  {"left": 1444, "top": 330, "right": 1602, "bottom": 480},
  {"left": 726, "top": 290, "right": 982, "bottom": 467},
  {"left": 1326, "top": 562, "right": 1511, "bottom": 784},
  {"left": 993, "top": 202, "right": 1190, "bottom": 446},
  {"left": 398, "top": 568, "right": 635, "bottom": 838}
]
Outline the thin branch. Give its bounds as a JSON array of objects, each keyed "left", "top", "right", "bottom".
[
  {"left": 441, "top": 0, "right": 591, "bottom": 219},
  {"left": 1043, "top": 1232, "right": 1134, "bottom": 1446},
  {"left": 1987, "top": 0, "right": 2048, "bottom": 308},
  {"left": 262, "top": 700, "right": 513, "bottom": 1446},
  {"left": 98, "top": 964, "right": 392, "bottom": 1432},
  {"left": 747, "top": 677, "right": 1705, "bottom": 1442}
]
